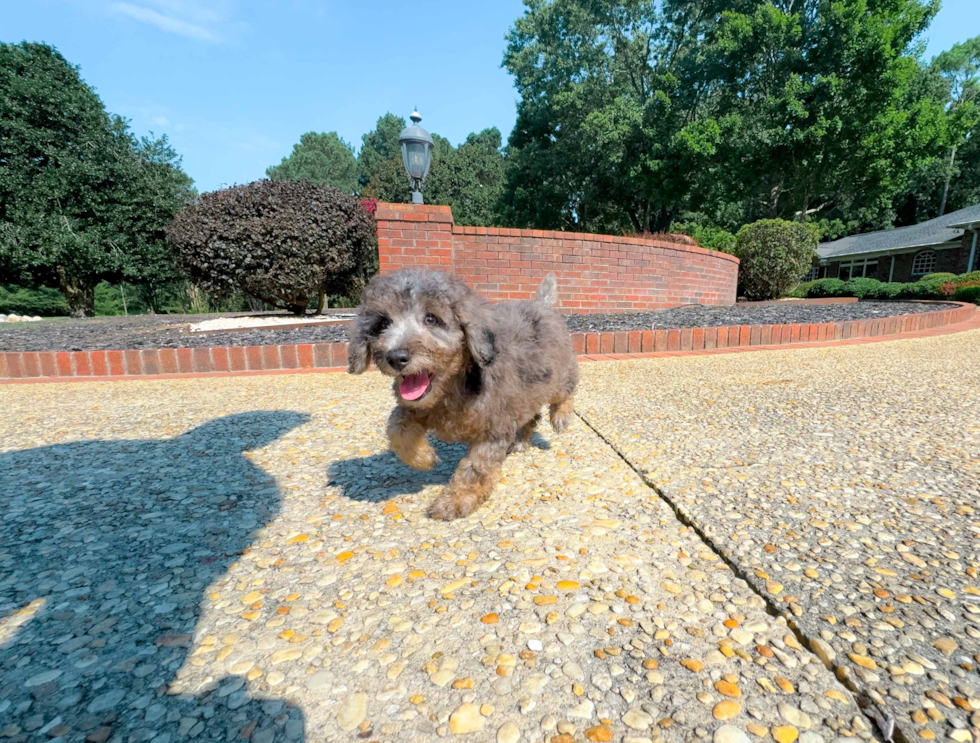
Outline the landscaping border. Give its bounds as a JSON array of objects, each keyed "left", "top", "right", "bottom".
[{"left": 0, "top": 301, "right": 973, "bottom": 382}]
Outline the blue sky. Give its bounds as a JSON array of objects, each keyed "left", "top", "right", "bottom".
[{"left": 5, "top": 0, "right": 977, "bottom": 193}]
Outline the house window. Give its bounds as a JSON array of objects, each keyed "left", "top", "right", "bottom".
[
  {"left": 803, "top": 266, "right": 820, "bottom": 281},
  {"left": 837, "top": 258, "right": 878, "bottom": 280},
  {"left": 911, "top": 250, "right": 936, "bottom": 275}
]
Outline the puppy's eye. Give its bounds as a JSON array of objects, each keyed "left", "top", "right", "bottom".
[
  {"left": 371, "top": 316, "right": 390, "bottom": 335},
  {"left": 424, "top": 314, "right": 440, "bottom": 327}
]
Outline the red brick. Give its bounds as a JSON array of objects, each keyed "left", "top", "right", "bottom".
[
  {"left": 600, "top": 333, "right": 614, "bottom": 354},
  {"left": 124, "top": 350, "right": 142, "bottom": 375},
  {"left": 4, "top": 353, "right": 23, "bottom": 378},
  {"left": 245, "top": 346, "right": 264, "bottom": 370},
  {"left": 39, "top": 352, "right": 58, "bottom": 377},
  {"left": 70, "top": 352, "right": 91, "bottom": 376},
  {"left": 572, "top": 334, "right": 586, "bottom": 355},
  {"left": 313, "top": 343, "right": 332, "bottom": 368},
  {"left": 177, "top": 348, "right": 194, "bottom": 373},
  {"left": 297, "top": 344, "right": 314, "bottom": 368},
  {"left": 261, "top": 345, "right": 279, "bottom": 369},
  {"left": 749, "top": 326, "right": 761, "bottom": 346},
  {"left": 193, "top": 347, "right": 214, "bottom": 373},
  {"left": 107, "top": 351, "right": 125, "bottom": 376},
  {"left": 330, "top": 342, "right": 348, "bottom": 367},
  {"left": 760, "top": 325, "right": 772, "bottom": 346},
  {"left": 141, "top": 350, "right": 161, "bottom": 376},
  {"left": 666, "top": 329, "right": 680, "bottom": 351},
  {"left": 57, "top": 351, "right": 74, "bottom": 376},
  {"left": 212, "top": 347, "right": 230, "bottom": 372},
  {"left": 89, "top": 351, "right": 108, "bottom": 377},
  {"left": 627, "top": 330, "right": 642, "bottom": 353},
  {"left": 21, "top": 352, "right": 40, "bottom": 378},
  {"left": 0, "top": 353, "right": 8, "bottom": 379},
  {"left": 703, "top": 326, "right": 717, "bottom": 350},
  {"left": 159, "top": 349, "right": 178, "bottom": 374},
  {"left": 654, "top": 329, "right": 668, "bottom": 352},
  {"left": 640, "top": 330, "right": 654, "bottom": 352},
  {"left": 228, "top": 346, "right": 247, "bottom": 371},
  {"left": 613, "top": 331, "right": 629, "bottom": 353},
  {"left": 738, "top": 325, "right": 751, "bottom": 346},
  {"left": 280, "top": 345, "right": 299, "bottom": 369},
  {"left": 718, "top": 327, "right": 731, "bottom": 349},
  {"left": 586, "top": 333, "right": 600, "bottom": 355},
  {"left": 680, "top": 328, "right": 693, "bottom": 351}
]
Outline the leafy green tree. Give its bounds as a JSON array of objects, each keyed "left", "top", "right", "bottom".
[
  {"left": 501, "top": 0, "right": 948, "bottom": 236},
  {"left": 0, "top": 42, "right": 194, "bottom": 316},
  {"left": 358, "top": 113, "right": 406, "bottom": 188},
  {"left": 932, "top": 36, "right": 980, "bottom": 215},
  {"left": 266, "top": 132, "right": 359, "bottom": 193}
]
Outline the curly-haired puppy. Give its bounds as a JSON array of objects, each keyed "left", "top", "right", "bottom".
[{"left": 347, "top": 269, "right": 579, "bottom": 520}]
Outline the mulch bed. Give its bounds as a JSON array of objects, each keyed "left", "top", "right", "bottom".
[{"left": 0, "top": 301, "right": 956, "bottom": 353}]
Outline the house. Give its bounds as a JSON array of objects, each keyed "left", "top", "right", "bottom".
[{"left": 813, "top": 202, "right": 980, "bottom": 282}]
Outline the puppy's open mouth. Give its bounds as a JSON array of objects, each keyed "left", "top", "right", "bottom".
[{"left": 398, "top": 372, "right": 433, "bottom": 401}]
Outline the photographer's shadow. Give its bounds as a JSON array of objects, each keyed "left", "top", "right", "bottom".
[{"left": 0, "top": 411, "right": 309, "bottom": 743}]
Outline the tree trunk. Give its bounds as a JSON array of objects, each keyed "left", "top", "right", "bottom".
[
  {"left": 57, "top": 267, "right": 95, "bottom": 317},
  {"left": 316, "top": 286, "right": 327, "bottom": 314},
  {"left": 939, "top": 146, "right": 956, "bottom": 217}
]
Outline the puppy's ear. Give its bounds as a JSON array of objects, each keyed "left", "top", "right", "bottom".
[
  {"left": 455, "top": 290, "right": 497, "bottom": 367},
  {"left": 347, "top": 312, "right": 372, "bottom": 374}
]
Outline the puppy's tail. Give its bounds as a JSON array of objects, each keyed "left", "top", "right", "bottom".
[{"left": 534, "top": 273, "right": 558, "bottom": 306}]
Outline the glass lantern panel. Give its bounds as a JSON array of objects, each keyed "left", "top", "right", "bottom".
[{"left": 403, "top": 142, "right": 430, "bottom": 179}]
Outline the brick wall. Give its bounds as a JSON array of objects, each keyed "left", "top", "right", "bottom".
[{"left": 375, "top": 203, "right": 739, "bottom": 313}]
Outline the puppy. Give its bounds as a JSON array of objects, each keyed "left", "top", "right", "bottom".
[{"left": 347, "top": 269, "right": 579, "bottom": 520}]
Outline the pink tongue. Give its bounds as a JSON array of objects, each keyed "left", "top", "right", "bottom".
[{"left": 399, "top": 373, "right": 430, "bottom": 400}]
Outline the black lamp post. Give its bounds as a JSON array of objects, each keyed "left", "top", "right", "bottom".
[{"left": 398, "top": 110, "right": 434, "bottom": 204}]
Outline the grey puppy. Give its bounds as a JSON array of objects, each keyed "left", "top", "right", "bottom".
[{"left": 347, "top": 269, "right": 579, "bottom": 520}]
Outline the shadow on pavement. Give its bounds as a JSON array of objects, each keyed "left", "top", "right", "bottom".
[{"left": 0, "top": 411, "right": 308, "bottom": 743}]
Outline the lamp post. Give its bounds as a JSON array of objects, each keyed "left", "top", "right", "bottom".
[{"left": 398, "top": 110, "right": 434, "bottom": 204}]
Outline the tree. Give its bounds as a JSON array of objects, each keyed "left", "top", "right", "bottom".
[
  {"left": 501, "top": 0, "right": 948, "bottom": 236},
  {"left": 166, "top": 180, "right": 376, "bottom": 314},
  {"left": 358, "top": 113, "right": 406, "bottom": 188},
  {"left": 734, "top": 219, "right": 817, "bottom": 300},
  {"left": 0, "top": 42, "right": 194, "bottom": 316},
  {"left": 932, "top": 36, "right": 980, "bottom": 215},
  {"left": 266, "top": 132, "right": 359, "bottom": 193}
]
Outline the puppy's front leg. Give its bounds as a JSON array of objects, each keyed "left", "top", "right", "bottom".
[
  {"left": 387, "top": 407, "right": 436, "bottom": 471},
  {"left": 427, "top": 438, "right": 509, "bottom": 520}
]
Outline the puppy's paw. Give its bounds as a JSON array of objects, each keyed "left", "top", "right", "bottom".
[
  {"left": 407, "top": 444, "right": 437, "bottom": 471},
  {"left": 427, "top": 490, "right": 479, "bottom": 521},
  {"left": 508, "top": 440, "right": 527, "bottom": 455},
  {"left": 549, "top": 400, "right": 574, "bottom": 433}
]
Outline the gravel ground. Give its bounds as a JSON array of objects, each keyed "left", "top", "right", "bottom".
[
  {"left": 575, "top": 328, "right": 980, "bottom": 743},
  {"left": 0, "top": 302, "right": 954, "bottom": 352},
  {"left": 0, "top": 372, "right": 869, "bottom": 743},
  {"left": 563, "top": 301, "right": 955, "bottom": 333}
]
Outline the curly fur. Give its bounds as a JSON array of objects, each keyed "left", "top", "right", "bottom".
[{"left": 348, "top": 269, "right": 578, "bottom": 519}]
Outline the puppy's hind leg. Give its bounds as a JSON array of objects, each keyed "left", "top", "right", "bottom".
[
  {"left": 387, "top": 407, "right": 436, "bottom": 471},
  {"left": 428, "top": 439, "right": 509, "bottom": 520},
  {"left": 509, "top": 413, "right": 541, "bottom": 454},
  {"left": 549, "top": 396, "right": 575, "bottom": 433}
]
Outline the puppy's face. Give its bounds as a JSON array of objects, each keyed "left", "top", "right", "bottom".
[{"left": 347, "top": 271, "right": 496, "bottom": 410}]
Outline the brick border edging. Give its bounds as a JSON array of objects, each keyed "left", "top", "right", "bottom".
[{"left": 1, "top": 303, "right": 974, "bottom": 381}]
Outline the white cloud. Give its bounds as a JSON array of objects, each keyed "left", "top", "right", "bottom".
[
  {"left": 108, "top": 0, "right": 237, "bottom": 43},
  {"left": 151, "top": 115, "right": 171, "bottom": 126}
]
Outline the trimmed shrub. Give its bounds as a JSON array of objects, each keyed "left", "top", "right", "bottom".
[
  {"left": 953, "top": 285, "right": 980, "bottom": 304},
  {"left": 919, "top": 273, "right": 957, "bottom": 282},
  {"left": 670, "top": 221, "right": 737, "bottom": 254},
  {"left": 807, "top": 278, "right": 846, "bottom": 298},
  {"left": 957, "top": 270, "right": 980, "bottom": 283},
  {"left": 784, "top": 280, "right": 819, "bottom": 298},
  {"left": 840, "top": 278, "right": 882, "bottom": 299},
  {"left": 734, "top": 219, "right": 818, "bottom": 300},
  {"left": 166, "top": 180, "right": 377, "bottom": 314},
  {"left": 865, "top": 281, "right": 904, "bottom": 300}
]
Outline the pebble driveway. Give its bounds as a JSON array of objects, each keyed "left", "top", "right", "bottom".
[{"left": 1, "top": 328, "right": 976, "bottom": 743}]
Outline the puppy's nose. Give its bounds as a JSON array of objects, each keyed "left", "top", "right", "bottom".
[{"left": 387, "top": 349, "right": 411, "bottom": 372}]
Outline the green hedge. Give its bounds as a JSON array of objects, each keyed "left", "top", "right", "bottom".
[
  {"left": 0, "top": 285, "right": 69, "bottom": 316},
  {"left": 788, "top": 270, "right": 980, "bottom": 301},
  {"left": 953, "top": 285, "right": 980, "bottom": 304}
]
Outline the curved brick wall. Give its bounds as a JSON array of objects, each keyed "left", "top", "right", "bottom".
[{"left": 375, "top": 203, "right": 739, "bottom": 313}]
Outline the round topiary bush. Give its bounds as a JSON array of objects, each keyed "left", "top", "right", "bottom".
[
  {"left": 734, "top": 219, "right": 818, "bottom": 301},
  {"left": 840, "top": 277, "right": 882, "bottom": 299},
  {"left": 952, "top": 284, "right": 980, "bottom": 305},
  {"left": 806, "top": 278, "right": 846, "bottom": 297},
  {"left": 166, "top": 180, "right": 377, "bottom": 314}
]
